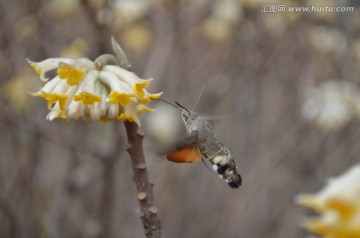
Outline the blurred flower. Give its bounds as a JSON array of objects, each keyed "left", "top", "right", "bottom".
[
  {"left": 60, "top": 38, "right": 88, "bottom": 58},
  {"left": 2, "top": 70, "right": 40, "bottom": 112},
  {"left": 88, "top": 0, "right": 107, "bottom": 10},
  {"left": 296, "top": 164, "right": 360, "bottom": 238},
  {"left": 14, "top": 15, "right": 39, "bottom": 41},
  {"left": 213, "top": 0, "right": 242, "bottom": 23},
  {"left": 242, "top": 0, "right": 266, "bottom": 10},
  {"left": 113, "top": 0, "right": 149, "bottom": 26},
  {"left": 202, "top": 17, "right": 233, "bottom": 44},
  {"left": 260, "top": 14, "right": 286, "bottom": 36},
  {"left": 121, "top": 24, "right": 152, "bottom": 54},
  {"left": 301, "top": 80, "right": 358, "bottom": 131},
  {"left": 47, "top": 0, "right": 80, "bottom": 19},
  {"left": 308, "top": 26, "right": 347, "bottom": 55},
  {"left": 28, "top": 38, "right": 161, "bottom": 126},
  {"left": 145, "top": 104, "right": 182, "bottom": 150},
  {"left": 202, "top": 0, "right": 243, "bottom": 44}
]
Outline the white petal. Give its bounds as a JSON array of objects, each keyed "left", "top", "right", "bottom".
[
  {"left": 103, "top": 65, "right": 143, "bottom": 85},
  {"left": 46, "top": 103, "right": 62, "bottom": 120},
  {"left": 73, "top": 58, "right": 96, "bottom": 71},
  {"left": 90, "top": 103, "right": 101, "bottom": 121},
  {"left": 98, "top": 70, "right": 133, "bottom": 93},
  {"left": 97, "top": 81, "right": 108, "bottom": 118},
  {"left": 123, "top": 101, "right": 140, "bottom": 125},
  {"left": 123, "top": 101, "right": 137, "bottom": 115},
  {"left": 29, "top": 58, "right": 76, "bottom": 81},
  {"left": 64, "top": 86, "right": 78, "bottom": 108},
  {"left": 108, "top": 103, "right": 119, "bottom": 119},
  {"left": 67, "top": 101, "right": 85, "bottom": 119},
  {"left": 89, "top": 80, "right": 103, "bottom": 121},
  {"left": 53, "top": 79, "right": 70, "bottom": 94},
  {"left": 76, "top": 69, "right": 99, "bottom": 95},
  {"left": 40, "top": 77, "right": 62, "bottom": 93}
]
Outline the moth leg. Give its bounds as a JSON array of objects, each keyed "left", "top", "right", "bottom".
[{"left": 201, "top": 157, "right": 212, "bottom": 171}]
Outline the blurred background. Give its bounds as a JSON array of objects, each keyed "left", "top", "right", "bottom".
[{"left": 1, "top": 0, "right": 360, "bottom": 237}]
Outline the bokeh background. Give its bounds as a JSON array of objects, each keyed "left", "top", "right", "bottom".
[{"left": 1, "top": 0, "right": 360, "bottom": 237}]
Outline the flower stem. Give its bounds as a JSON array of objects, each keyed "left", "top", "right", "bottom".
[{"left": 123, "top": 121, "right": 161, "bottom": 238}]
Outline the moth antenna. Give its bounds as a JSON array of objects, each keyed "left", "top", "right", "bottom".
[
  {"left": 175, "top": 101, "right": 191, "bottom": 114},
  {"left": 154, "top": 99, "right": 181, "bottom": 111},
  {"left": 194, "top": 85, "right": 206, "bottom": 112}
]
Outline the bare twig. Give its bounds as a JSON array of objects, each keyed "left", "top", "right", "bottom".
[{"left": 124, "top": 121, "right": 161, "bottom": 238}]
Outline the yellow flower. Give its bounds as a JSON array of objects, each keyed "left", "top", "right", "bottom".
[
  {"left": 119, "top": 113, "right": 136, "bottom": 122},
  {"left": 34, "top": 91, "right": 69, "bottom": 110},
  {"left": 108, "top": 91, "right": 132, "bottom": 106},
  {"left": 73, "top": 92, "right": 101, "bottom": 105},
  {"left": 296, "top": 164, "right": 360, "bottom": 238},
  {"left": 118, "top": 101, "right": 139, "bottom": 125},
  {"left": 28, "top": 39, "right": 162, "bottom": 125},
  {"left": 139, "top": 92, "right": 162, "bottom": 104},
  {"left": 132, "top": 80, "right": 150, "bottom": 98},
  {"left": 137, "top": 105, "right": 154, "bottom": 114},
  {"left": 27, "top": 58, "right": 78, "bottom": 82},
  {"left": 57, "top": 63, "right": 85, "bottom": 86}
]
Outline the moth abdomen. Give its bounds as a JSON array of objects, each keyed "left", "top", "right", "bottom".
[
  {"left": 228, "top": 173, "right": 242, "bottom": 188},
  {"left": 210, "top": 155, "right": 242, "bottom": 188}
]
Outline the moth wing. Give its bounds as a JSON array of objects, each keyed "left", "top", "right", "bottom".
[{"left": 167, "top": 146, "right": 202, "bottom": 163}]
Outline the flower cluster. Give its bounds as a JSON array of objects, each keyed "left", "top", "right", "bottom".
[
  {"left": 301, "top": 80, "right": 360, "bottom": 131},
  {"left": 296, "top": 164, "right": 360, "bottom": 238},
  {"left": 28, "top": 38, "right": 161, "bottom": 126}
]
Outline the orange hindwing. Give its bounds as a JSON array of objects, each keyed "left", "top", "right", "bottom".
[{"left": 167, "top": 147, "right": 202, "bottom": 163}]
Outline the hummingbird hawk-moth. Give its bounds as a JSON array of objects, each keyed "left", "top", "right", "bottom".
[{"left": 161, "top": 99, "right": 242, "bottom": 189}]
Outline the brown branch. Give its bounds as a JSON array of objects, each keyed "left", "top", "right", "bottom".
[{"left": 123, "top": 121, "right": 161, "bottom": 238}]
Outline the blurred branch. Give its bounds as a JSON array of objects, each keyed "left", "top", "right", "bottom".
[
  {"left": 124, "top": 121, "right": 161, "bottom": 238},
  {"left": 0, "top": 195, "right": 19, "bottom": 238},
  {"left": 97, "top": 123, "right": 123, "bottom": 238},
  {"left": 143, "top": 4, "right": 174, "bottom": 83},
  {"left": 80, "top": 0, "right": 109, "bottom": 56}
]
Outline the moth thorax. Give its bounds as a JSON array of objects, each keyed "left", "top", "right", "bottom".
[{"left": 189, "top": 117, "right": 205, "bottom": 132}]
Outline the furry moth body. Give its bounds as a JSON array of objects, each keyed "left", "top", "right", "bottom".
[{"left": 167, "top": 105, "right": 242, "bottom": 188}]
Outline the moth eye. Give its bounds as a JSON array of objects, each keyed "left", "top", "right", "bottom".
[{"left": 183, "top": 114, "right": 190, "bottom": 121}]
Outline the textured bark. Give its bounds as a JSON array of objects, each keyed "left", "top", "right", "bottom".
[{"left": 124, "top": 121, "right": 161, "bottom": 238}]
